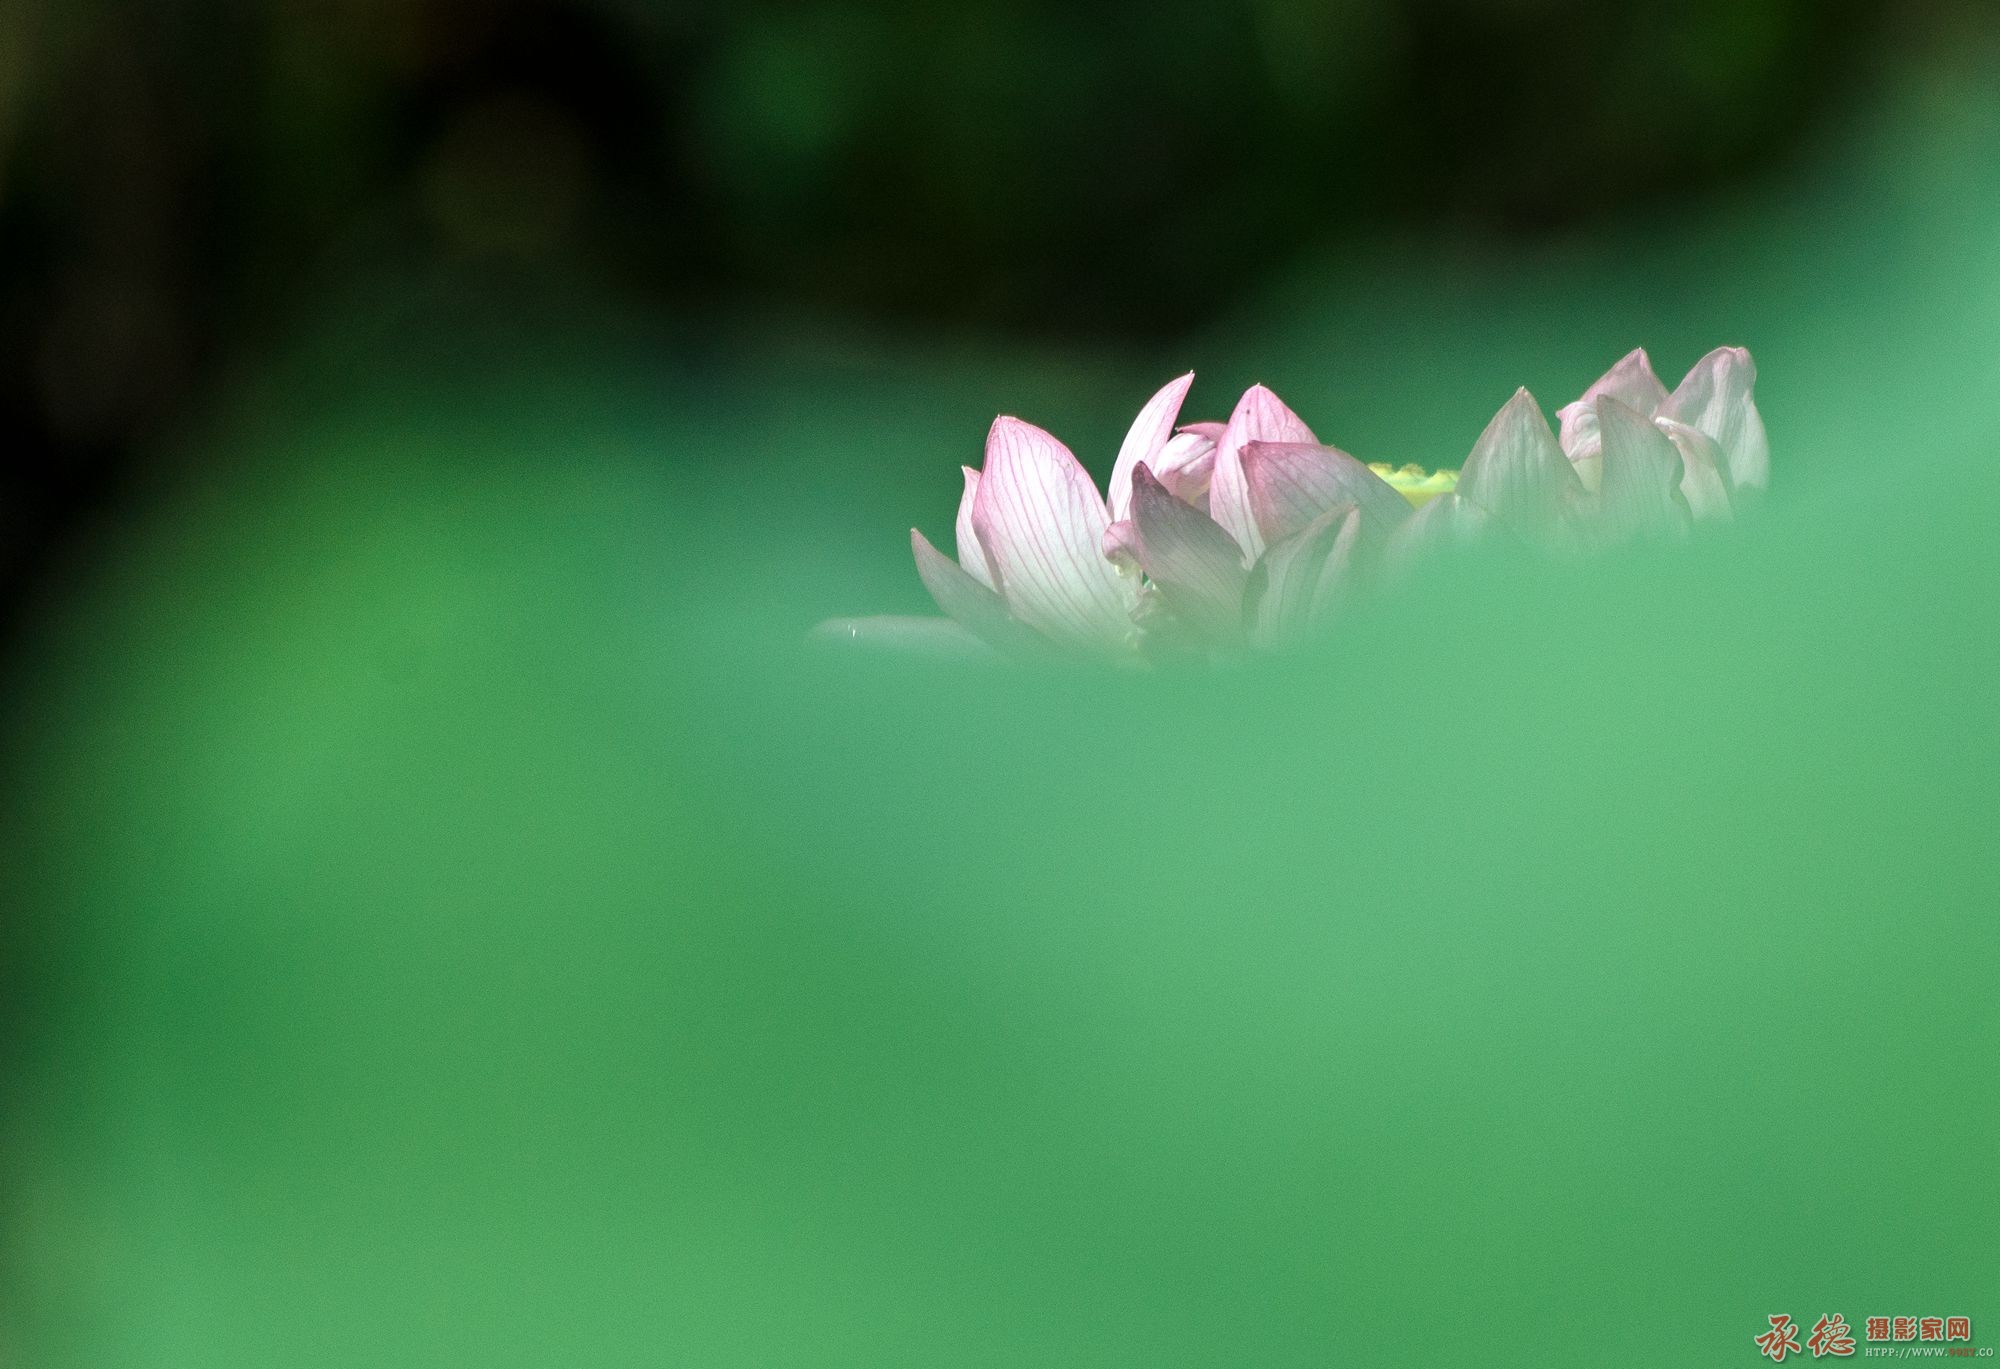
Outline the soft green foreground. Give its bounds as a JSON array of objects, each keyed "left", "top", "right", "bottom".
[{"left": 2, "top": 72, "right": 1996, "bottom": 1369}]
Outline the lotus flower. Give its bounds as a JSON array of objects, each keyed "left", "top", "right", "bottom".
[
  {"left": 818, "top": 347, "right": 1765, "bottom": 661},
  {"left": 1405, "top": 345, "right": 1768, "bottom": 560}
]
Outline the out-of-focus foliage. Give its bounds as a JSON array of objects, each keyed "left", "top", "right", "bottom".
[{"left": 0, "top": 0, "right": 1916, "bottom": 328}]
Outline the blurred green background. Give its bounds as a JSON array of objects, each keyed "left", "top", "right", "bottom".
[{"left": 2, "top": 2, "right": 1997, "bottom": 1365}]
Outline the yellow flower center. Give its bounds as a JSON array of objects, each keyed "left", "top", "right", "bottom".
[{"left": 1371, "top": 463, "right": 1458, "bottom": 508}]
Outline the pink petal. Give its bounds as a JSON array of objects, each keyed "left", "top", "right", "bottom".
[
  {"left": 955, "top": 466, "right": 995, "bottom": 589},
  {"left": 1592, "top": 396, "right": 1691, "bottom": 544},
  {"left": 970, "top": 416, "right": 1137, "bottom": 648},
  {"left": 1240, "top": 440, "right": 1412, "bottom": 546},
  {"left": 1657, "top": 346, "right": 1768, "bottom": 493},
  {"left": 1106, "top": 372, "right": 1195, "bottom": 523},
  {"left": 1179, "top": 421, "right": 1227, "bottom": 442},
  {"left": 1246, "top": 505, "right": 1362, "bottom": 649},
  {"left": 1556, "top": 349, "right": 1669, "bottom": 491},
  {"left": 1101, "top": 518, "right": 1141, "bottom": 572},
  {"left": 1312, "top": 508, "right": 1366, "bottom": 611},
  {"left": 1152, "top": 430, "right": 1219, "bottom": 506},
  {"left": 1129, "top": 463, "right": 1248, "bottom": 642},
  {"left": 911, "top": 528, "right": 1051, "bottom": 660},
  {"left": 1455, "top": 388, "right": 1583, "bottom": 545},
  {"left": 1383, "top": 493, "right": 1496, "bottom": 578},
  {"left": 1655, "top": 418, "right": 1734, "bottom": 523},
  {"left": 1208, "top": 384, "right": 1317, "bottom": 564}
]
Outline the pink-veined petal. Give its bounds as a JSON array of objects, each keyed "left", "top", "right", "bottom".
[
  {"left": 1655, "top": 417, "right": 1734, "bottom": 523},
  {"left": 1658, "top": 346, "right": 1768, "bottom": 493},
  {"left": 1556, "top": 349, "right": 1670, "bottom": 491},
  {"left": 970, "top": 417, "right": 1137, "bottom": 649},
  {"left": 912, "top": 528, "right": 1052, "bottom": 660},
  {"left": 1101, "top": 518, "right": 1141, "bottom": 573},
  {"left": 1130, "top": 463, "right": 1248, "bottom": 643},
  {"left": 1242, "top": 440, "right": 1413, "bottom": 546},
  {"left": 1312, "top": 506, "right": 1367, "bottom": 614},
  {"left": 1455, "top": 388, "right": 1582, "bottom": 546},
  {"left": 1246, "top": 504, "right": 1361, "bottom": 649},
  {"left": 1107, "top": 372, "right": 1195, "bottom": 522},
  {"left": 955, "top": 466, "right": 995, "bottom": 589},
  {"left": 1591, "top": 396, "right": 1691, "bottom": 545},
  {"left": 1152, "top": 430, "right": 1219, "bottom": 506},
  {"left": 1209, "top": 384, "right": 1317, "bottom": 564}
]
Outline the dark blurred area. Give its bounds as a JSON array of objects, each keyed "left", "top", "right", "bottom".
[{"left": 0, "top": 0, "right": 1974, "bottom": 631}]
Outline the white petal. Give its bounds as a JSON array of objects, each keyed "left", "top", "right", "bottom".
[
  {"left": 1655, "top": 417, "right": 1733, "bottom": 523},
  {"left": 1240, "top": 441, "right": 1412, "bottom": 545},
  {"left": 1107, "top": 373, "right": 1195, "bottom": 522},
  {"left": 955, "top": 466, "right": 995, "bottom": 589},
  {"left": 1208, "top": 384, "right": 1317, "bottom": 565},
  {"left": 1556, "top": 349, "right": 1669, "bottom": 492},
  {"left": 1129, "top": 464, "right": 1248, "bottom": 643},
  {"left": 969, "top": 417, "right": 1137, "bottom": 648},
  {"left": 911, "top": 528, "right": 1052, "bottom": 660},
  {"left": 1454, "top": 388, "right": 1582, "bottom": 545},
  {"left": 1658, "top": 346, "right": 1768, "bottom": 493},
  {"left": 1591, "top": 396, "right": 1691, "bottom": 544}
]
